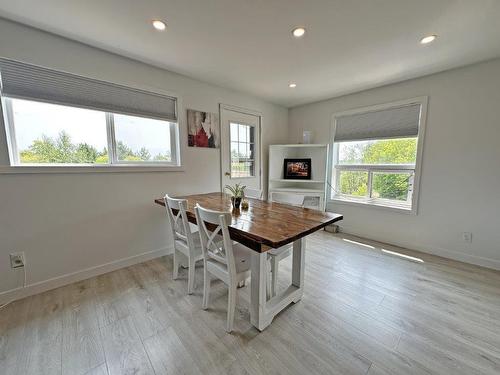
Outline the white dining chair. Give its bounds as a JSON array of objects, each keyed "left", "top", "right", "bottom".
[
  {"left": 244, "top": 188, "right": 263, "bottom": 200},
  {"left": 269, "top": 192, "right": 305, "bottom": 297},
  {"left": 194, "top": 203, "right": 252, "bottom": 333},
  {"left": 164, "top": 194, "right": 203, "bottom": 295}
]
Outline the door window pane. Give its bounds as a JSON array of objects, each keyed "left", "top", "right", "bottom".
[
  {"left": 230, "top": 122, "right": 255, "bottom": 178},
  {"left": 10, "top": 98, "right": 108, "bottom": 164},
  {"left": 371, "top": 172, "right": 413, "bottom": 201},
  {"left": 231, "top": 160, "right": 254, "bottom": 178},
  {"left": 238, "top": 143, "right": 249, "bottom": 158},
  {"left": 230, "top": 123, "right": 239, "bottom": 139},
  {"left": 231, "top": 142, "right": 239, "bottom": 157},
  {"left": 238, "top": 124, "right": 248, "bottom": 143},
  {"left": 338, "top": 171, "right": 368, "bottom": 197},
  {"left": 114, "top": 114, "right": 172, "bottom": 162}
]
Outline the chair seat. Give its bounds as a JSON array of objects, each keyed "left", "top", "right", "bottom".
[{"left": 206, "top": 242, "right": 252, "bottom": 275}]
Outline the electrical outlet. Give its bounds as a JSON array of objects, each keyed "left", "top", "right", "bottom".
[
  {"left": 462, "top": 232, "right": 472, "bottom": 243},
  {"left": 324, "top": 224, "right": 340, "bottom": 233},
  {"left": 10, "top": 252, "right": 25, "bottom": 268}
]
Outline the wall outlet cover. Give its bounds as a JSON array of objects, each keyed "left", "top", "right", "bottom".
[
  {"left": 10, "top": 252, "right": 25, "bottom": 268},
  {"left": 462, "top": 232, "right": 472, "bottom": 243}
]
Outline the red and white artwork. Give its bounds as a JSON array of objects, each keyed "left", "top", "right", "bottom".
[{"left": 187, "top": 109, "right": 220, "bottom": 148}]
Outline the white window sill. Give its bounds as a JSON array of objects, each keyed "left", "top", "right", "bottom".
[
  {"left": 0, "top": 164, "right": 185, "bottom": 174},
  {"left": 328, "top": 196, "right": 415, "bottom": 215}
]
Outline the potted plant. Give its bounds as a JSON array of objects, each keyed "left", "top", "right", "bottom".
[{"left": 225, "top": 183, "right": 246, "bottom": 209}]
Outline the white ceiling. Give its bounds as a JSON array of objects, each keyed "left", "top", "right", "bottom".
[{"left": 1, "top": 0, "right": 500, "bottom": 107}]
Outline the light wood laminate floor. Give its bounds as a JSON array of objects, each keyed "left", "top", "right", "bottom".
[{"left": 1, "top": 231, "right": 500, "bottom": 375}]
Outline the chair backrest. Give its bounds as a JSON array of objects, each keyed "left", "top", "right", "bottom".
[
  {"left": 194, "top": 204, "right": 237, "bottom": 277},
  {"left": 164, "top": 194, "right": 195, "bottom": 250},
  {"left": 244, "top": 188, "right": 263, "bottom": 200},
  {"left": 272, "top": 192, "right": 305, "bottom": 207}
]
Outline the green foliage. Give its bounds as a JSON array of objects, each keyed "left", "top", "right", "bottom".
[
  {"left": 116, "top": 141, "right": 135, "bottom": 161},
  {"left": 366, "top": 139, "right": 415, "bottom": 201},
  {"left": 363, "top": 138, "right": 416, "bottom": 164},
  {"left": 19, "top": 131, "right": 108, "bottom": 164},
  {"left": 339, "top": 138, "right": 416, "bottom": 200},
  {"left": 95, "top": 154, "right": 109, "bottom": 164},
  {"left": 372, "top": 173, "right": 410, "bottom": 201},
  {"left": 116, "top": 141, "right": 170, "bottom": 162},
  {"left": 19, "top": 132, "right": 171, "bottom": 164},
  {"left": 339, "top": 171, "right": 368, "bottom": 197},
  {"left": 153, "top": 153, "right": 171, "bottom": 161},
  {"left": 139, "top": 147, "right": 151, "bottom": 160}
]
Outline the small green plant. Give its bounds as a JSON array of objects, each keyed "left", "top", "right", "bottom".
[{"left": 225, "top": 183, "right": 246, "bottom": 198}]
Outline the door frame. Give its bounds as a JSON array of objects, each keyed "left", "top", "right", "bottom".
[{"left": 219, "top": 103, "right": 263, "bottom": 193}]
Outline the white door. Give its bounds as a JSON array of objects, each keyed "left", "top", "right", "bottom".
[{"left": 220, "top": 105, "right": 261, "bottom": 192}]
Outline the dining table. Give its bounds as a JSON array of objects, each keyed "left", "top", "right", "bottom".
[{"left": 154, "top": 192, "right": 343, "bottom": 331}]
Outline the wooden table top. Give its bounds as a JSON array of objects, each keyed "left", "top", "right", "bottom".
[{"left": 154, "top": 192, "right": 343, "bottom": 252}]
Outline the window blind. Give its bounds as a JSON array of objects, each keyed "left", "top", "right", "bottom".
[
  {"left": 334, "top": 103, "right": 421, "bottom": 142},
  {"left": 0, "top": 58, "right": 177, "bottom": 122}
]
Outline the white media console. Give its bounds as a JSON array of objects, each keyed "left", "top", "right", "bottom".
[{"left": 268, "top": 144, "right": 329, "bottom": 211}]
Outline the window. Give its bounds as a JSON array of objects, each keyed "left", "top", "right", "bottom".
[
  {"left": 230, "top": 122, "right": 255, "bottom": 178},
  {"left": 113, "top": 114, "right": 173, "bottom": 163},
  {"left": 3, "top": 98, "right": 178, "bottom": 166},
  {"left": 0, "top": 58, "right": 179, "bottom": 168},
  {"left": 9, "top": 98, "right": 109, "bottom": 164},
  {"left": 330, "top": 98, "right": 426, "bottom": 213}
]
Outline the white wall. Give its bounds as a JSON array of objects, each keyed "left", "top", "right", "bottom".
[
  {"left": 0, "top": 19, "right": 288, "bottom": 301},
  {"left": 289, "top": 59, "right": 500, "bottom": 270},
  {"left": 2, "top": 18, "right": 499, "bottom": 304}
]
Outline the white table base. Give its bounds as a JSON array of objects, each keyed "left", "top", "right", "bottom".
[{"left": 249, "top": 237, "right": 305, "bottom": 331}]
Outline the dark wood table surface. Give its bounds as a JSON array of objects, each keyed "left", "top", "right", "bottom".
[{"left": 155, "top": 192, "right": 343, "bottom": 252}]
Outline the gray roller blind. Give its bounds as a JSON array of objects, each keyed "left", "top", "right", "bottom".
[
  {"left": 0, "top": 58, "right": 177, "bottom": 121},
  {"left": 334, "top": 103, "right": 421, "bottom": 142}
]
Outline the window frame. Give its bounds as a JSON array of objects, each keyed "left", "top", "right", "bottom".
[
  {"left": 0, "top": 96, "right": 182, "bottom": 173},
  {"left": 328, "top": 97, "right": 428, "bottom": 214}
]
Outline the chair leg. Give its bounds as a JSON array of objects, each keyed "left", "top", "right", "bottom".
[
  {"left": 172, "top": 249, "right": 179, "bottom": 280},
  {"left": 226, "top": 282, "right": 237, "bottom": 333},
  {"left": 271, "top": 257, "right": 279, "bottom": 297},
  {"left": 187, "top": 257, "right": 196, "bottom": 295},
  {"left": 202, "top": 266, "right": 211, "bottom": 310}
]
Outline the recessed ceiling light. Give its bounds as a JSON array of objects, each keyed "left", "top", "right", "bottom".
[
  {"left": 152, "top": 20, "right": 166, "bottom": 31},
  {"left": 289, "top": 83, "right": 297, "bottom": 88},
  {"left": 420, "top": 34, "right": 437, "bottom": 44},
  {"left": 292, "top": 27, "right": 306, "bottom": 38}
]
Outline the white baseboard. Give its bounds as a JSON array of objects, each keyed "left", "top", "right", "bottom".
[
  {"left": 413, "top": 243, "right": 500, "bottom": 271},
  {"left": 339, "top": 225, "right": 500, "bottom": 271},
  {"left": 0, "top": 245, "right": 173, "bottom": 305}
]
